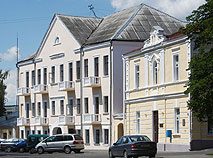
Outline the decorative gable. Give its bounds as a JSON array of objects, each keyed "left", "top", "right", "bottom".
[{"left": 144, "top": 26, "right": 166, "bottom": 48}]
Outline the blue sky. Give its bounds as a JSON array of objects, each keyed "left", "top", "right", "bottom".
[{"left": 0, "top": 0, "right": 205, "bottom": 105}]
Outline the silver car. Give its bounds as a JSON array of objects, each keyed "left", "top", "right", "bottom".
[{"left": 35, "top": 134, "right": 84, "bottom": 154}]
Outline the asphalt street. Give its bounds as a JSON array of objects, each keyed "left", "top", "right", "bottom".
[{"left": 0, "top": 149, "right": 213, "bottom": 158}]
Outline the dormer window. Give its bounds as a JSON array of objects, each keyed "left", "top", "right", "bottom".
[{"left": 54, "top": 36, "right": 60, "bottom": 45}]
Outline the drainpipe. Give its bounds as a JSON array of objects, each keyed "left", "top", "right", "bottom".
[
  {"left": 122, "top": 56, "right": 126, "bottom": 136},
  {"left": 80, "top": 47, "right": 84, "bottom": 137},
  {"left": 109, "top": 41, "right": 113, "bottom": 146},
  {"left": 33, "top": 59, "right": 36, "bottom": 134}
]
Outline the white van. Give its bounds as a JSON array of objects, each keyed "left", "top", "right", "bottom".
[{"left": 35, "top": 134, "right": 84, "bottom": 154}]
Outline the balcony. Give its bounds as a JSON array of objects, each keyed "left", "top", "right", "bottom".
[
  {"left": 17, "top": 117, "right": 30, "bottom": 126},
  {"left": 17, "top": 87, "right": 30, "bottom": 96},
  {"left": 58, "top": 81, "right": 75, "bottom": 91},
  {"left": 58, "top": 116, "right": 75, "bottom": 125},
  {"left": 34, "top": 84, "right": 48, "bottom": 94},
  {"left": 83, "top": 77, "right": 101, "bottom": 87},
  {"left": 34, "top": 117, "right": 49, "bottom": 126},
  {"left": 83, "top": 114, "right": 101, "bottom": 124}
]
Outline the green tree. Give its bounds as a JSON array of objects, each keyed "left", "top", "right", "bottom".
[
  {"left": 183, "top": 0, "right": 213, "bottom": 122},
  {"left": 0, "top": 70, "right": 8, "bottom": 116}
]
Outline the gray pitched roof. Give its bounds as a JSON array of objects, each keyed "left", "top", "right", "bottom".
[
  {"left": 58, "top": 15, "right": 102, "bottom": 45},
  {"left": 19, "top": 3, "right": 186, "bottom": 63}
]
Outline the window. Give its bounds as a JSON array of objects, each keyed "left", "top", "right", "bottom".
[
  {"left": 76, "top": 61, "right": 80, "bottom": 80},
  {"left": 84, "top": 59, "right": 88, "bottom": 77},
  {"left": 135, "top": 64, "right": 139, "bottom": 88},
  {"left": 60, "top": 100, "right": 64, "bottom": 115},
  {"left": 21, "top": 130, "right": 24, "bottom": 139},
  {"left": 69, "top": 63, "right": 73, "bottom": 81},
  {"left": 37, "top": 102, "right": 41, "bottom": 116},
  {"left": 26, "top": 103, "right": 29, "bottom": 118},
  {"left": 173, "top": 54, "right": 179, "bottom": 81},
  {"left": 55, "top": 136, "right": 63, "bottom": 141},
  {"left": 77, "top": 129, "right": 81, "bottom": 136},
  {"left": 85, "top": 129, "right": 90, "bottom": 144},
  {"left": 32, "top": 103, "right": 35, "bottom": 117},
  {"left": 103, "top": 55, "right": 109, "bottom": 76},
  {"left": 38, "top": 130, "right": 41, "bottom": 134},
  {"left": 208, "top": 117, "right": 213, "bottom": 135},
  {"left": 153, "top": 61, "right": 158, "bottom": 85},
  {"left": 64, "top": 135, "right": 73, "bottom": 141},
  {"left": 43, "top": 101, "right": 47, "bottom": 117},
  {"left": 67, "top": 99, "right": 73, "bottom": 116},
  {"left": 95, "top": 129, "right": 100, "bottom": 144},
  {"left": 175, "top": 108, "right": 180, "bottom": 134},
  {"left": 95, "top": 97, "right": 99, "bottom": 114},
  {"left": 104, "top": 129, "right": 109, "bottom": 144},
  {"left": 51, "top": 66, "right": 55, "bottom": 83},
  {"left": 26, "top": 72, "right": 29, "bottom": 87},
  {"left": 32, "top": 70, "right": 35, "bottom": 86},
  {"left": 52, "top": 101, "right": 55, "bottom": 115},
  {"left": 60, "top": 64, "right": 64, "bottom": 82},
  {"left": 136, "top": 111, "right": 140, "bottom": 134},
  {"left": 94, "top": 57, "right": 99, "bottom": 77},
  {"left": 84, "top": 98, "right": 89, "bottom": 113},
  {"left": 37, "top": 69, "right": 41, "bottom": 84},
  {"left": 104, "top": 96, "right": 108, "bottom": 113},
  {"left": 54, "top": 36, "right": 60, "bottom": 45},
  {"left": 77, "top": 99, "right": 81, "bottom": 114},
  {"left": 43, "top": 68, "right": 47, "bottom": 85}
]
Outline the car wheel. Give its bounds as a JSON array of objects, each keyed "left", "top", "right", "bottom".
[
  {"left": 74, "top": 149, "right": 80, "bottom": 153},
  {"left": 29, "top": 148, "right": 35, "bottom": 154},
  {"left": 5, "top": 147, "right": 12, "bottom": 152},
  {"left": 123, "top": 151, "right": 129, "bottom": 158},
  {"left": 37, "top": 147, "right": 44, "bottom": 154},
  {"left": 18, "top": 147, "right": 25, "bottom": 153},
  {"left": 64, "top": 146, "right": 71, "bottom": 154},
  {"left": 149, "top": 154, "right": 156, "bottom": 158},
  {"left": 109, "top": 150, "right": 114, "bottom": 158}
]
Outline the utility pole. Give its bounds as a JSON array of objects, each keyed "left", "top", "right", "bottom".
[{"left": 88, "top": 4, "right": 97, "bottom": 18}]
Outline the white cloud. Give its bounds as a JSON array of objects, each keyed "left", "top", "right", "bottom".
[
  {"left": 5, "top": 69, "right": 17, "bottom": 105},
  {"left": 0, "top": 46, "right": 20, "bottom": 62},
  {"left": 110, "top": 0, "right": 205, "bottom": 20}
]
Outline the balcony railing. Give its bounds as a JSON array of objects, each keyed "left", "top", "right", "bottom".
[
  {"left": 34, "top": 84, "right": 48, "bottom": 94},
  {"left": 58, "top": 81, "right": 75, "bottom": 91},
  {"left": 58, "top": 116, "right": 75, "bottom": 125},
  {"left": 17, "top": 117, "right": 30, "bottom": 126},
  {"left": 83, "top": 114, "right": 101, "bottom": 124},
  {"left": 83, "top": 77, "right": 101, "bottom": 87},
  {"left": 34, "top": 117, "right": 49, "bottom": 126},
  {"left": 17, "top": 87, "right": 30, "bottom": 96}
]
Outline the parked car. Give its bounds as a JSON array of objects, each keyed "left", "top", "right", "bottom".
[
  {"left": 10, "top": 139, "right": 27, "bottom": 153},
  {"left": 35, "top": 134, "right": 84, "bottom": 154},
  {"left": 0, "top": 138, "right": 24, "bottom": 152},
  {"left": 109, "top": 135, "right": 157, "bottom": 158},
  {"left": 27, "top": 134, "right": 48, "bottom": 154}
]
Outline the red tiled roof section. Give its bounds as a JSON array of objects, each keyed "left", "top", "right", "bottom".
[{"left": 123, "top": 47, "right": 143, "bottom": 55}]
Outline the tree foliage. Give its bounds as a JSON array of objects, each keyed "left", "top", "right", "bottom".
[
  {"left": 0, "top": 70, "right": 8, "bottom": 116},
  {"left": 183, "top": 0, "right": 213, "bottom": 122}
]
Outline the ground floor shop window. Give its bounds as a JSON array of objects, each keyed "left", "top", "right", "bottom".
[
  {"left": 77, "top": 129, "right": 81, "bottom": 135},
  {"left": 21, "top": 130, "right": 24, "bottom": 139},
  {"left": 38, "top": 130, "right": 41, "bottom": 134},
  {"left": 85, "top": 129, "right": 90, "bottom": 144},
  {"left": 95, "top": 129, "right": 100, "bottom": 144},
  {"left": 104, "top": 129, "right": 109, "bottom": 144}
]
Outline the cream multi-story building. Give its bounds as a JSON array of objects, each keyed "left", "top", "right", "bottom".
[
  {"left": 16, "top": 4, "right": 185, "bottom": 148},
  {"left": 123, "top": 26, "right": 213, "bottom": 151}
]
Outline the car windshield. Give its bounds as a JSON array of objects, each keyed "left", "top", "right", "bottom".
[
  {"left": 74, "top": 135, "right": 83, "bottom": 140},
  {"left": 129, "top": 136, "right": 151, "bottom": 142}
]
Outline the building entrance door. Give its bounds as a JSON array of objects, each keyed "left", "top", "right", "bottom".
[{"left": 153, "top": 111, "right": 158, "bottom": 143}]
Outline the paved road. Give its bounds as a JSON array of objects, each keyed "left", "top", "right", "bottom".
[{"left": 0, "top": 149, "right": 213, "bottom": 158}]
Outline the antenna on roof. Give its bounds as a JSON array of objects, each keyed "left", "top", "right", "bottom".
[{"left": 88, "top": 4, "right": 97, "bottom": 18}]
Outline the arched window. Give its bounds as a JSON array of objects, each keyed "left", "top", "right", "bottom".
[
  {"left": 54, "top": 36, "right": 60, "bottom": 45},
  {"left": 153, "top": 61, "right": 158, "bottom": 85}
]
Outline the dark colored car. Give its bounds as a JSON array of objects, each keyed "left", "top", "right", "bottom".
[
  {"left": 10, "top": 139, "right": 27, "bottom": 153},
  {"left": 0, "top": 138, "right": 24, "bottom": 152},
  {"left": 27, "top": 134, "right": 48, "bottom": 154},
  {"left": 109, "top": 135, "right": 157, "bottom": 158}
]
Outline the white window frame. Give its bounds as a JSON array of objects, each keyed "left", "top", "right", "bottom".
[
  {"left": 172, "top": 52, "right": 180, "bottom": 82},
  {"left": 152, "top": 60, "right": 158, "bottom": 85},
  {"left": 174, "top": 108, "right": 180, "bottom": 134},
  {"left": 67, "top": 97, "right": 74, "bottom": 116},
  {"left": 26, "top": 102, "right": 30, "bottom": 118},
  {"left": 103, "top": 96, "right": 109, "bottom": 113},
  {"left": 85, "top": 129, "right": 90, "bottom": 145},
  {"left": 51, "top": 100, "right": 56, "bottom": 116},
  {"left": 103, "top": 128, "right": 109, "bottom": 145},
  {"left": 60, "top": 100, "right": 64, "bottom": 115},
  {"left": 32, "top": 103, "right": 36, "bottom": 117},
  {"left": 68, "top": 61, "right": 73, "bottom": 81},
  {"left": 93, "top": 56, "right": 99, "bottom": 77},
  {"left": 103, "top": 55, "right": 109, "bottom": 76},
  {"left": 54, "top": 35, "right": 60, "bottom": 45},
  {"left": 51, "top": 65, "right": 56, "bottom": 84},
  {"left": 134, "top": 64, "right": 140, "bottom": 89},
  {"left": 43, "top": 100, "right": 48, "bottom": 117},
  {"left": 84, "top": 97, "right": 89, "bottom": 114},
  {"left": 94, "top": 127, "right": 101, "bottom": 145},
  {"left": 59, "top": 64, "right": 64, "bottom": 82},
  {"left": 37, "top": 102, "right": 41, "bottom": 116},
  {"left": 136, "top": 111, "right": 140, "bottom": 134},
  {"left": 93, "top": 95, "right": 100, "bottom": 114},
  {"left": 76, "top": 98, "right": 81, "bottom": 114},
  {"left": 43, "top": 67, "right": 47, "bottom": 85},
  {"left": 84, "top": 59, "right": 89, "bottom": 77}
]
